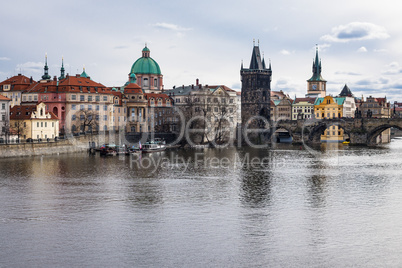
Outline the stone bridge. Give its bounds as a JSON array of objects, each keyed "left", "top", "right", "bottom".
[{"left": 270, "top": 118, "right": 402, "bottom": 145}]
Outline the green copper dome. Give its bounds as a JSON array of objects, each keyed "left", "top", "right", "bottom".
[{"left": 129, "top": 46, "right": 161, "bottom": 75}]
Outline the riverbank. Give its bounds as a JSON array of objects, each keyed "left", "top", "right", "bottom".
[{"left": 0, "top": 139, "right": 88, "bottom": 158}]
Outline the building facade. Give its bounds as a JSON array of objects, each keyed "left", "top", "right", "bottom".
[
  {"left": 0, "top": 95, "right": 11, "bottom": 143},
  {"left": 292, "top": 97, "right": 316, "bottom": 120},
  {"left": 314, "top": 96, "right": 345, "bottom": 142},
  {"left": 10, "top": 102, "right": 59, "bottom": 141}
]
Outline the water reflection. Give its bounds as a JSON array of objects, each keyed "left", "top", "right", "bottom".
[{"left": 1, "top": 141, "right": 402, "bottom": 267}]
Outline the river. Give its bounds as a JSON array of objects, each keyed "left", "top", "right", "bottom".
[{"left": 1, "top": 139, "right": 402, "bottom": 267}]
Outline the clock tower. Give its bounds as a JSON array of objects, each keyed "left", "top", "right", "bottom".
[{"left": 306, "top": 45, "right": 326, "bottom": 98}]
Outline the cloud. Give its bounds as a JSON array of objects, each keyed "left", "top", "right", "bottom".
[
  {"left": 16, "top": 62, "right": 43, "bottom": 73},
  {"left": 114, "top": 45, "right": 129, "bottom": 50},
  {"left": 357, "top": 46, "right": 367, "bottom": 52},
  {"left": 381, "top": 62, "right": 402, "bottom": 75},
  {"left": 335, "top": 71, "right": 361, "bottom": 76},
  {"left": 280, "top": 50, "right": 290, "bottom": 55},
  {"left": 153, "top": 23, "right": 192, "bottom": 32},
  {"left": 321, "top": 22, "right": 390, "bottom": 43},
  {"left": 0, "top": 57, "right": 10, "bottom": 61}
]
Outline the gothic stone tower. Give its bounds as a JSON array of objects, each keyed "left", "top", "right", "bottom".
[{"left": 241, "top": 43, "right": 272, "bottom": 128}]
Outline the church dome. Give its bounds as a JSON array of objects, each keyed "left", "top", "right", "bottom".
[{"left": 130, "top": 45, "right": 161, "bottom": 75}]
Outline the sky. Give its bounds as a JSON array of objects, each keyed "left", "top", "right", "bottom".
[{"left": 1, "top": 0, "right": 402, "bottom": 101}]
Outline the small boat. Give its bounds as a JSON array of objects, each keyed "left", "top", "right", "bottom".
[
  {"left": 141, "top": 139, "right": 166, "bottom": 153},
  {"left": 343, "top": 138, "right": 351, "bottom": 144},
  {"left": 99, "top": 144, "right": 118, "bottom": 156}
]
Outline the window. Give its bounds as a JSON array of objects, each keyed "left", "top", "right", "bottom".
[
  {"left": 80, "top": 115, "right": 85, "bottom": 120},
  {"left": 103, "top": 96, "right": 107, "bottom": 102},
  {"left": 71, "top": 95, "right": 76, "bottom": 100},
  {"left": 88, "top": 105, "right": 92, "bottom": 110},
  {"left": 95, "top": 115, "right": 99, "bottom": 121},
  {"left": 88, "top": 96, "right": 93, "bottom": 101},
  {"left": 1, "top": 103, "right": 4, "bottom": 110},
  {"left": 104, "top": 115, "right": 107, "bottom": 121},
  {"left": 72, "top": 104, "right": 76, "bottom": 110},
  {"left": 80, "top": 105, "right": 84, "bottom": 111},
  {"left": 45, "top": 122, "right": 47, "bottom": 127},
  {"left": 103, "top": 105, "right": 107, "bottom": 111},
  {"left": 96, "top": 96, "right": 100, "bottom": 102},
  {"left": 80, "top": 95, "right": 85, "bottom": 101},
  {"left": 41, "top": 122, "right": 43, "bottom": 127},
  {"left": 96, "top": 105, "right": 100, "bottom": 111},
  {"left": 37, "top": 122, "right": 39, "bottom": 127},
  {"left": 154, "top": 78, "right": 158, "bottom": 87},
  {"left": 143, "top": 78, "right": 149, "bottom": 87}
]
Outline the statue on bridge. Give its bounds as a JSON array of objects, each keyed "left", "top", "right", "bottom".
[{"left": 355, "top": 108, "right": 362, "bottom": 118}]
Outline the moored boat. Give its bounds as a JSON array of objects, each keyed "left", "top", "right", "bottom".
[{"left": 141, "top": 139, "right": 166, "bottom": 153}]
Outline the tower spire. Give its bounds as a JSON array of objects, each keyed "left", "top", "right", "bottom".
[
  {"left": 41, "top": 53, "right": 51, "bottom": 80},
  {"left": 59, "top": 57, "right": 65, "bottom": 80}
]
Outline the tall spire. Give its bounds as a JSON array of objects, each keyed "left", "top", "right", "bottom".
[
  {"left": 249, "top": 44, "right": 264, "bottom": 70},
  {"left": 41, "top": 53, "right": 51, "bottom": 80},
  {"left": 59, "top": 57, "right": 65, "bottom": 80},
  {"left": 308, "top": 45, "right": 326, "bottom": 82}
]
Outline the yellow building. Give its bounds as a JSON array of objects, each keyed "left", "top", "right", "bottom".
[
  {"left": 314, "top": 96, "right": 346, "bottom": 142},
  {"left": 10, "top": 102, "right": 59, "bottom": 141}
]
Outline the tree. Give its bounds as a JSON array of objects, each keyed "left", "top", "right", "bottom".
[
  {"left": 11, "top": 120, "right": 25, "bottom": 142},
  {"left": 1, "top": 119, "right": 10, "bottom": 143},
  {"left": 76, "top": 109, "right": 99, "bottom": 134}
]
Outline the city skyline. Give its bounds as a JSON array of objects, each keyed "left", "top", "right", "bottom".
[{"left": 1, "top": 0, "right": 401, "bottom": 101}]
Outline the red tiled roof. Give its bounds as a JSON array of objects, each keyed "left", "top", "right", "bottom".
[
  {"left": 0, "top": 74, "right": 36, "bottom": 91},
  {"left": 293, "top": 97, "right": 316, "bottom": 104},
  {"left": 124, "top": 83, "right": 142, "bottom": 94},
  {"left": 23, "top": 75, "right": 112, "bottom": 95},
  {"left": 0, "top": 94, "right": 11, "bottom": 101},
  {"left": 10, "top": 105, "right": 59, "bottom": 120},
  {"left": 145, "top": 93, "right": 173, "bottom": 106}
]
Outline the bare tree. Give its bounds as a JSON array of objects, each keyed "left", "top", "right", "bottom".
[
  {"left": 11, "top": 120, "right": 25, "bottom": 142},
  {"left": 76, "top": 110, "right": 99, "bottom": 134},
  {"left": 210, "top": 99, "right": 236, "bottom": 144},
  {"left": 1, "top": 119, "right": 10, "bottom": 143}
]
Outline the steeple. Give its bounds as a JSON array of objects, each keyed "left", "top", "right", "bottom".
[
  {"left": 249, "top": 44, "right": 264, "bottom": 70},
  {"left": 59, "top": 57, "right": 65, "bottom": 80},
  {"left": 308, "top": 45, "right": 326, "bottom": 82},
  {"left": 41, "top": 54, "right": 51, "bottom": 80}
]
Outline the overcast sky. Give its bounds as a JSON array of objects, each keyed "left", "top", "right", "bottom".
[{"left": 1, "top": 0, "right": 401, "bottom": 101}]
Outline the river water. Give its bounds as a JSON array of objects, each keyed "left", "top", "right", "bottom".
[{"left": 1, "top": 139, "right": 402, "bottom": 267}]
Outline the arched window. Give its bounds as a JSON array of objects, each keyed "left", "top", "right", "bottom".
[
  {"left": 143, "top": 78, "right": 149, "bottom": 87},
  {"left": 154, "top": 78, "right": 158, "bottom": 88}
]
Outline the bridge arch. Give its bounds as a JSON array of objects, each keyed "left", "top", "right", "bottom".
[
  {"left": 308, "top": 121, "right": 350, "bottom": 143},
  {"left": 367, "top": 124, "right": 401, "bottom": 145}
]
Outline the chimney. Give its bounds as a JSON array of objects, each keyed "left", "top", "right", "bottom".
[
  {"left": 199, "top": 84, "right": 201, "bottom": 89},
  {"left": 182, "top": 85, "right": 184, "bottom": 89},
  {"left": 196, "top": 78, "right": 199, "bottom": 86},
  {"left": 191, "top": 84, "right": 194, "bottom": 89},
  {"left": 53, "top": 76, "right": 57, "bottom": 81}
]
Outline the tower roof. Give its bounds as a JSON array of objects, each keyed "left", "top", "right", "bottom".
[
  {"left": 339, "top": 84, "right": 353, "bottom": 97},
  {"left": 249, "top": 46, "right": 264, "bottom": 70},
  {"left": 80, "top": 67, "right": 89, "bottom": 78},
  {"left": 307, "top": 45, "right": 326, "bottom": 82}
]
